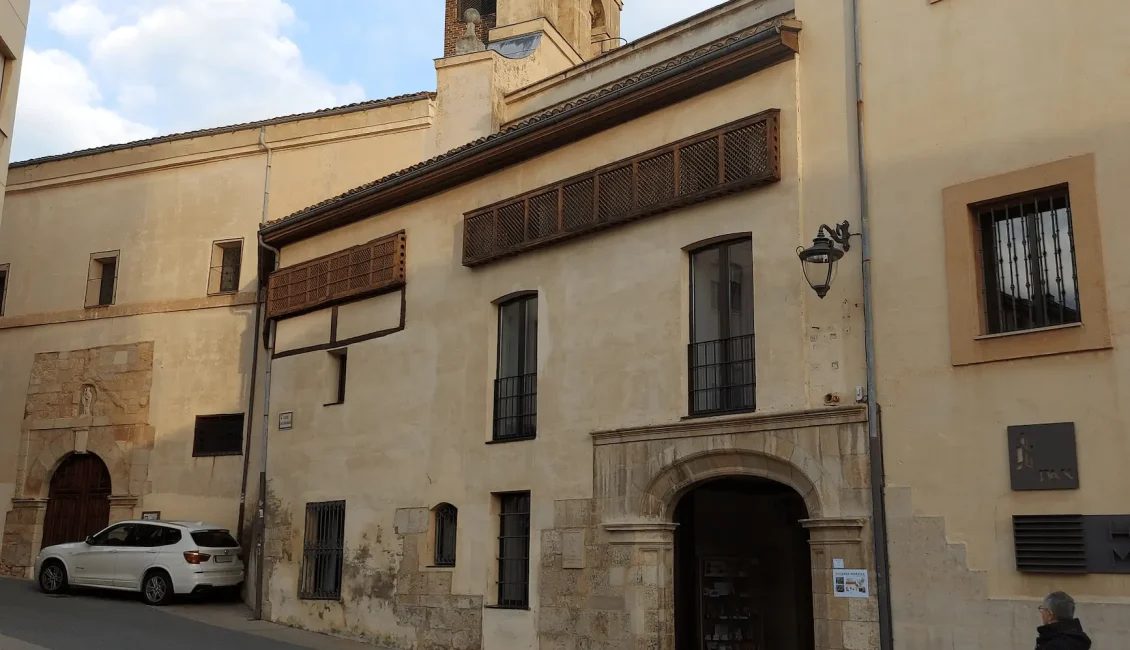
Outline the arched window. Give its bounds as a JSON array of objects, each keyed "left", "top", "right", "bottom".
[
  {"left": 434, "top": 503, "right": 458, "bottom": 567},
  {"left": 591, "top": 0, "right": 606, "bottom": 29}
]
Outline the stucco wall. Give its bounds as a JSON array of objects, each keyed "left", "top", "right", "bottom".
[
  {"left": 0, "top": 100, "right": 436, "bottom": 560},
  {"left": 261, "top": 55, "right": 871, "bottom": 646},
  {"left": 0, "top": 0, "right": 28, "bottom": 232},
  {"left": 861, "top": 0, "right": 1130, "bottom": 644}
]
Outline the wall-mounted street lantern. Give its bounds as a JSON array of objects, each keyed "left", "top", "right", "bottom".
[{"left": 797, "top": 221, "right": 853, "bottom": 299}]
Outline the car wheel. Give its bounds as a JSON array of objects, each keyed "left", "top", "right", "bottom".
[
  {"left": 38, "top": 561, "right": 68, "bottom": 595},
  {"left": 142, "top": 571, "right": 173, "bottom": 606}
]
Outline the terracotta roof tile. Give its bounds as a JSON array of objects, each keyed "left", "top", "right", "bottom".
[{"left": 11, "top": 92, "right": 436, "bottom": 168}]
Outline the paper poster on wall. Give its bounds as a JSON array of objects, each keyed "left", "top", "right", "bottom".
[
  {"left": 833, "top": 568, "right": 869, "bottom": 598},
  {"left": 833, "top": 558, "right": 845, "bottom": 569}
]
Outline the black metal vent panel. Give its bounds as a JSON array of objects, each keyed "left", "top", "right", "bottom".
[{"left": 1013, "top": 514, "right": 1086, "bottom": 574}]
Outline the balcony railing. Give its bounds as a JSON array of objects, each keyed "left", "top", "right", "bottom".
[
  {"left": 493, "top": 373, "right": 537, "bottom": 441},
  {"left": 689, "top": 334, "right": 755, "bottom": 416}
]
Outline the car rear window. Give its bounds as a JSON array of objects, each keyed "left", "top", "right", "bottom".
[{"left": 190, "top": 530, "right": 239, "bottom": 548}]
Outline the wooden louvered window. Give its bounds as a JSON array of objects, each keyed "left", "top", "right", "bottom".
[
  {"left": 462, "top": 111, "right": 780, "bottom": 267},
  {"left": 267, "top": 232, "right": 406, "bottom": 318}
]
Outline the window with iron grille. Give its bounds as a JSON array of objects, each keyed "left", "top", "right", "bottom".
[
  {"left": 460, "top": 0, "right": 497, "bottom": 16},
  {"left": 300, "top": 500, "right": 346, "bottom": 600},
  {"left": 496, "top": 492, "right": 530, "bottom": 608},
  {"left": 689, "top": 239, "right": 755, "bottom": 416},
  {"left": 209, "top": 240, "right": 243, "bottom": 295},
  {"left": 494, "top": 295, "right": 537, "bottom": 441},
  {"left": 434, "top": 503, "right": 458, "bottom": 567},
  {"left": 0, "top": 263, "right": 8, "bottom": 317},
  {"left": 192, "top": 414, "right": 244, "bottom": 457},
  {"left": 976, "top": 186, "right": 1080, "bottom": 335}
]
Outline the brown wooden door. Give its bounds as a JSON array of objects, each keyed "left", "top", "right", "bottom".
[{"left": 42, "top": 454, "right": 112, "bottom": 549}]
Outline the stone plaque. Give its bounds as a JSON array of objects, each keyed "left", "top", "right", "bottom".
[
  {"left": 279, "top": 412, "right": 294, "bottom": 431},
  {"left": 1008, "top": 422, "right": 1079, "bottom": 491},
  {"left": 562, "top": 530, "right": 585, "bottom": 569}
]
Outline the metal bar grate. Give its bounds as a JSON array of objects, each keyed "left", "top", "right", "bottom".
[
  {"left": 463, "top": 112, "right": 780, "bottom": 267},
  {"left": 497, "top": 493, "right": 530, "bottom": 609},
  {"left": 192, "top": 414, "right": 245, "bottom": 457},
  {"left": 493, "top": 373, "right": 537, "bottom": 440},
  {"left": 300, "top": 500, "right": 346, "bottom": 600},
  {"left": 976, "top": 187, "right": 1079, "bottom": 334},
  {"left": 1013, "top": 514, "right": 1086, "bottom": 574},
  {"left": 689, "top": 334, "right": 756, "bottom": 416}
]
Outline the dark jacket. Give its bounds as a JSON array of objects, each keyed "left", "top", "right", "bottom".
[{"left": 1036, "top": 618, "right": 1092, "bottom": 650}]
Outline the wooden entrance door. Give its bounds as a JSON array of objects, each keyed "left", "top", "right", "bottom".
[{"left": 42, "top": 454, "right": 112, "bottom": 549}]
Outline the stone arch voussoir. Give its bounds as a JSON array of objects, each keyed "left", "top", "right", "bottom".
[{"left": 639, "top": 447, "right": 824, "bottom": 522}]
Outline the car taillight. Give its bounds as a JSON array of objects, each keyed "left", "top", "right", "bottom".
[{"left": 183, "top": 551, "right": 212, "bottom": 564}]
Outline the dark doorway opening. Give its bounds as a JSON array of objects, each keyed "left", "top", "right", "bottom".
[
  {"left": 42, "top": 453, "right": 112, "bottom": 549},
  {"left": 674, "top": 477, "right": 814, "bottom": 650}
]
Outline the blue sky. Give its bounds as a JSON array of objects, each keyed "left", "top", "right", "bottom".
[{"left": 15, "top": 0, "right": 729, "bottom": 162}]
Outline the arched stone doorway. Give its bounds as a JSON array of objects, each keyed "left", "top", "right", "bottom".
[
  {"left": 673, "top": 477, "right": 814, "bottom": 650},
  {"left": 41, "top": 453, "right": 112, "bottom": 549}
]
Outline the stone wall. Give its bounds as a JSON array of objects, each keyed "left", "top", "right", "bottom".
[
  {"left": 0, "top": 343, "right": 153, "bottom": 576},
  {"left": 886, "top": 486, "right": 1130, "bottom": 650}
]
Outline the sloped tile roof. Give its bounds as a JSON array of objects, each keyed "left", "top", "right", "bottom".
[
  {"left": 262, "top": 14, "right": 792, "bottom": 233},
  {"left": 11, "top": 92, "right": 436, "bottom": 168}
]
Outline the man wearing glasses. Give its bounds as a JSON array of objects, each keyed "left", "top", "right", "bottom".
[{"left": 1036, "top": 592, "right": 1092, "bottom": 650}]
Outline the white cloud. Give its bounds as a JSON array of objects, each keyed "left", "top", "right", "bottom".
[
  {"left": 11, "top": 49, "right": 157, "bottom": 162},
  {"left": 47, "top": 0, "right": 116, "bottom": 39},
  {"left": 13, "top": 0, "right": 365, "bottom": 161}
]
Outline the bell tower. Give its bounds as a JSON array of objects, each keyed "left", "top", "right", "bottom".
[{"left": 443, "top": 0, "right": 622, "bottom": 61}]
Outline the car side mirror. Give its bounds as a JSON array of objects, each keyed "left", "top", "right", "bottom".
[{"left": 85, "top": 536, "right": 94, "bottom": 545}]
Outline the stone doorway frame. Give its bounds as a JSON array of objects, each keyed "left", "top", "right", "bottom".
[{"left": 590, "top": 406, "right": 880, "bottom": 650}]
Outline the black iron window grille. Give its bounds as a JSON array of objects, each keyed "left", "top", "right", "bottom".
[
  {"left": 689, "top": 239, "right": 755, "bottom": 416},
  {"left": 300, "top": 500, "right": 346, "bottom": 600},
  {"left": 494, "top": 295, "right": 537, "bottom": 440},
  {"left": 496, "top": 492, "right": 530, "bottom": 608},
  {"left": 434, "top": 503, "right": 458, "bottom": 567},
  {"left": 192, "top": 414, "right": 244, "bottom": 457},
  {"left": 976, "top": 186, "right": 1080, "bottom": 335}
]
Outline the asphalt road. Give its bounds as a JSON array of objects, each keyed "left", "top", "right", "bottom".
[{"left": 0, "top": 577, "right": 364, "bottom": 650}]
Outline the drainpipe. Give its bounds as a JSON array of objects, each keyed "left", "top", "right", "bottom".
[
  {"left": 236, "top": 129, "right": 274, "bottom": 550},
  {"left": 848, "top": 2, "right": 895, "bottom": 650},
  {"left": 253, "top": 127, "right": 278, "bottom": 621}
]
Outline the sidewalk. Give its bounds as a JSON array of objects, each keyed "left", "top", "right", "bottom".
[{"left": 163, "top": 601, "right": 392, "bottom": 650}]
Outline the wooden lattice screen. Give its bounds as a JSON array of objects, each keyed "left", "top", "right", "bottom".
[
  {"left": 268, "top": 231, "right": 406, "bottom": 318},
  {"left": 462, "top": 110, "right": 780, "bottom": 267}
]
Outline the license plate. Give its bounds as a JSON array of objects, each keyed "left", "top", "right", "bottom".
[{"left": 215, "top": 555, "right": 233, "bottom": 563}]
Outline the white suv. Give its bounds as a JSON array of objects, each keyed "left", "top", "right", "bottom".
[{"left": 35, "top": 520, "right": 245, "bottom": 605}]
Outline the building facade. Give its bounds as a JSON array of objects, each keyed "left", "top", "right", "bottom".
[
  {"left": 2, "top": 0, "right": 1130, "bottom": 649},
  {"left": 0, "top": 0, "right": 28, "bottom": 306}
]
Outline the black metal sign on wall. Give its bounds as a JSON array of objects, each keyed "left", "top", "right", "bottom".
[{"left": 1008, "top": 422, "right": 1079, "bottom": 491}]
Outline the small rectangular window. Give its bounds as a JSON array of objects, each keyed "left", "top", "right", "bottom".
[
  {"left": 0, "top": 263, "right": 8, "bottom": 316},
  {"left": 86, "top": 251, "right": 119, "bottom": 307},
  {"left": 975, "top": 186, "right": 1080, "bottom": 335},
  {"left": 326, "top": 349, "right": 347, "bottom": 405},
  {"left": 209, "top": 239, "right": 243, "bottom": 295},
  {"left": 689, "top": 239, "right": 755, "bottom": 416},
  {"left": 192, "top": 414, "right": 244, "bottom": 457},
  {"left": 496, "top": 492, "right": 530, "bottom": 609},
  {"left": 300, "top": 500, "right": 346, "bottom": 600},
  {"left": 434, "top": 503, "right": 458, "bottom": 567},
  {"left": 494, "top": 295, "right": 537, "bottom": 440}
]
